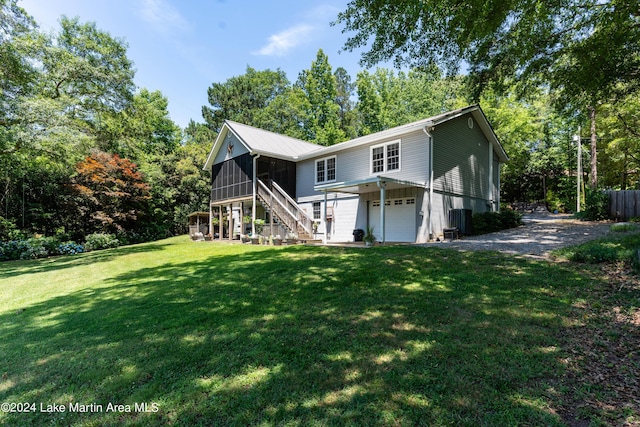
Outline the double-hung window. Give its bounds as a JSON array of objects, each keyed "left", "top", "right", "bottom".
[
  {"left": 370, "top": 141, "right": 401, "bottom": 174},
  {"left": 315, "top": 156, "right": 336, "bottom": 184},
  {"left": 312, "top": 201, "right": 321, "bottom": 220}
]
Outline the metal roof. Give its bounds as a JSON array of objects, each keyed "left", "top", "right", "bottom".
[{"left": 226, "top": 121, "right": 322, "bottom": 158}]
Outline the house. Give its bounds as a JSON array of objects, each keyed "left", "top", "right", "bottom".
[{"left": 203, "top": 105, "right": 509, "bottom": 243}]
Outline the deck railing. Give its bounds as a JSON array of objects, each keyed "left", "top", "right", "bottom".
[{"left": 256, "top": 179, "right": 314, "bottom": 237}]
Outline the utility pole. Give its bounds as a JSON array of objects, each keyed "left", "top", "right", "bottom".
[{"left": 574, "top": 127, "right": 582, "bottom": 213}]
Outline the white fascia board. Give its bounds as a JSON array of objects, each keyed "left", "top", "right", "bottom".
[
  {"left": 202, "top": 121, "right": 253, "bottom": 171},
  {"left": 314, "top": 175, "right": 426, "bottom": 193},
  {"left": 297, "top": 124, "right": 428, "bottom": 161}
]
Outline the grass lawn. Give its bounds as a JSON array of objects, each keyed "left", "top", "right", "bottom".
[{"left": 1, "top": 236, "right": 638, "bottom": 426}]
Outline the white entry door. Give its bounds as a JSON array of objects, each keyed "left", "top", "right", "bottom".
[{"left": 369, "top": 197, "right": 417, "bottom": 242}]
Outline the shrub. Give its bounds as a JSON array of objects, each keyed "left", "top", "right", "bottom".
[
  {"left": 0, "top": 240, "right": 30, "bottom": 261},
  {"left": 610, "top": 223, "right": 638, "bottom": 233},
  {"left": 575, "top": 189, "right": 608, "bottom": 221},
  {"left": 553, "top": 233, "right": 640, "bottom": 270},
  {"left": 0, "top": 239, "right": 48, "bottom": 261},
  {"left": 20, "top": 239, "right": 49, "bottom": 260},
  {"left": 56, "top": 242, "right": 85, "bottom": 255},
  {"left": 545, "top": 189, "right": 565, "bottom": 213},
  {"left": 472, "top": 210, "right": 523, "bottom": 235},
  {"left": 0, "top": 237, "right": 85, "bottom": 261},
  {"left": 0, "top": 216, "right": 18, "bottom": 241},
  {"left": 84, "top": 233, "right": 120, "bottom": 252},
  {"left": 39, "top": 236, "right": 61, "bottom": 254},
  {"left": 565, "top": 242, "right": 636, "bottom": 265}
]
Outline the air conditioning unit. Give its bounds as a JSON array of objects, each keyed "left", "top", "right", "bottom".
[{"left": 448, "top": 209, "right": 473, "bottom": 235}]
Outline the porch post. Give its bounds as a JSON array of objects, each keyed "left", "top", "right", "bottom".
[
  {"left": 252, "top": 155, "right": 260, "bottom": 235},
  {"left": 379, "top": 180, "right": 386, "bottom": 244},
  {"left": 270, "top": 191, "right": 274, "bottom": 237},
  {"left": 497, "top": 163, "right": 501, "bottom": 212},
  {"left": 218, "top": 206, "right": 223, "bottom": 241},
  {"left": 209, "top": 202, "right": 213, "bottom": 239},
  {"left": 323, "top": 190, "right": 328, "bottom": 244},
  {"left": 228, "top": 204, "right": 232, "bottom": 242},
  {"left": 488, "top": 142, "right": 494, "bottom": 211}
]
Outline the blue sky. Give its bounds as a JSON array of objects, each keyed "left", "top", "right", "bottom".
[{"left": 19, "top": 0, "right": 380, "bottom": 129}]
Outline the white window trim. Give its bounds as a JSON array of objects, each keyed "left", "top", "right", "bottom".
[
  {"left": 370, "top": 140, "right": 401, "bottom": 175},
  {"left": 312, "top": 201, "right": 322, "bottom": 220},
  {"left": 315, "top": 155, "right": 337, "bottom": 184}
]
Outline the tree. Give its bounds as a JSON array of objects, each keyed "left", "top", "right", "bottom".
[
  {"left": 0, "top": 0, "right": 38, "bottom": 156},
  {"left": 482, "top": 88, "right": 577, "bottom": 209},
  {"left": 71, "top": 151, "right": 150, "bottom": 235},
  {"left": 355, "top": 70, "right": 384, "bottom": 135},
  {"left": 202, "top": 66, "right": 289, "bottom": 133},
  {"left": 0, "top": 10, "right": 138, "bottom": 237},
  {"left": 1, "top": 14, "right": 135, "bottom": 160},
  {"left": 354, "top": 67, "right": 465, "bottom": 136},
  {"left": 336, "top": 0, "right": 640, "bottom": 188},
  {"left": 336, "top": 1, "right": 639, "bottom": 94},
  {"left": 256, "top": 86, "right": 310, "bottom": 140},
  {"left": 98, "top": 88, "right": 181, "bottom": 159},
  {"left": 296, "top": 49, "right": 346, "bottom": 145},
  {"left": 597, "top": 91, "right": 640, "bottom": 189},
  {"left": 334, "top": 67, "right": 357, "bottom": 139},
  {"left": 169, "top": 121, "right": 214, "bottom": 233},
  {"left": 50, "top": 17, "right": 134, "bottom": 109}
]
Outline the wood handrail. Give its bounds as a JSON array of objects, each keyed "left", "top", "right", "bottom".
[
  {"left": 256, "top": 179, "right": 313, "bottom": 236},
  {"left": 270, "top": 180, "right": 314, "bottom": 234}
]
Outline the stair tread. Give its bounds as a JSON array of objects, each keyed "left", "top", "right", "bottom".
[{"left": 257, "top": 179, "right": 314, "bottom": 238}]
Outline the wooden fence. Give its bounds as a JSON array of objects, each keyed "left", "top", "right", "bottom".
[{"left": 606, "top": 190, "right": 640, "bottom": 220}]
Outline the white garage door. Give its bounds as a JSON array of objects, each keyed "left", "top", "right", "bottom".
[{"left": 369, "top": 197, "right": 417, "bottom": 242}]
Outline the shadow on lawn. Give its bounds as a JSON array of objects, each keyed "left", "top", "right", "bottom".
[
  {"left": 0, "top": 241, "right": 171, "bottom": 278},
  {"left": 0, "top": 245, "right": 594, "bottom": 426}
]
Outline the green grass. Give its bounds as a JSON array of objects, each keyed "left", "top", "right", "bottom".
[
  {"left": 0, "top": 236, "right": 629, "bottom": 426},
  {"left": 552, "top": 228, "right": 640, "bottom": 265}
]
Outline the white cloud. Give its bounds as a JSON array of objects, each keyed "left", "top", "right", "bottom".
[
  {"left": 253, "top": 24, "right": 313, "bottom": 57},
  {"left": 137, "top": 0, "right": 189, "bottom": 33}
]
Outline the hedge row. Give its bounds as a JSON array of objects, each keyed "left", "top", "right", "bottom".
[
  {"left": 472, "top": 210, "right": 524, "bottom": 235},
  {"left": 0, "top": 233, "right": 122, "bottom": 261}
]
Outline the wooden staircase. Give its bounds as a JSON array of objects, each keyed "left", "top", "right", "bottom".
[{"left": 256, "top": 179, "right": 315, "bottom": 240}]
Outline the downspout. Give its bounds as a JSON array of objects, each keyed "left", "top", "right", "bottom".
[
  {"left": 423, "top": 125, "right": 434, "bottom": 240},
  {"left": 252, "top": 154, "right": 261, "bottom": 235}
]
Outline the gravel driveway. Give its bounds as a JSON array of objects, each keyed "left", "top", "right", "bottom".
[{"left": 429, "top": 213, "right": 613, "bottom": 258}]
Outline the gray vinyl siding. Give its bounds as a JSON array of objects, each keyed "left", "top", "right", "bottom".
[
  {"left": 212, "top": 132, "right": 249, "bottom": 165},
  {"left": 432, "top": 116, "right": 490, "bottom": 200},
  {"left": 296, "top": 130, "right": 430, "bottom": 199},
  {"left": 296, "top": 160, "right": 316, "bottom": 199},
  {"left": 430, "top": 191, "right": 494, "bottom": 238}
]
